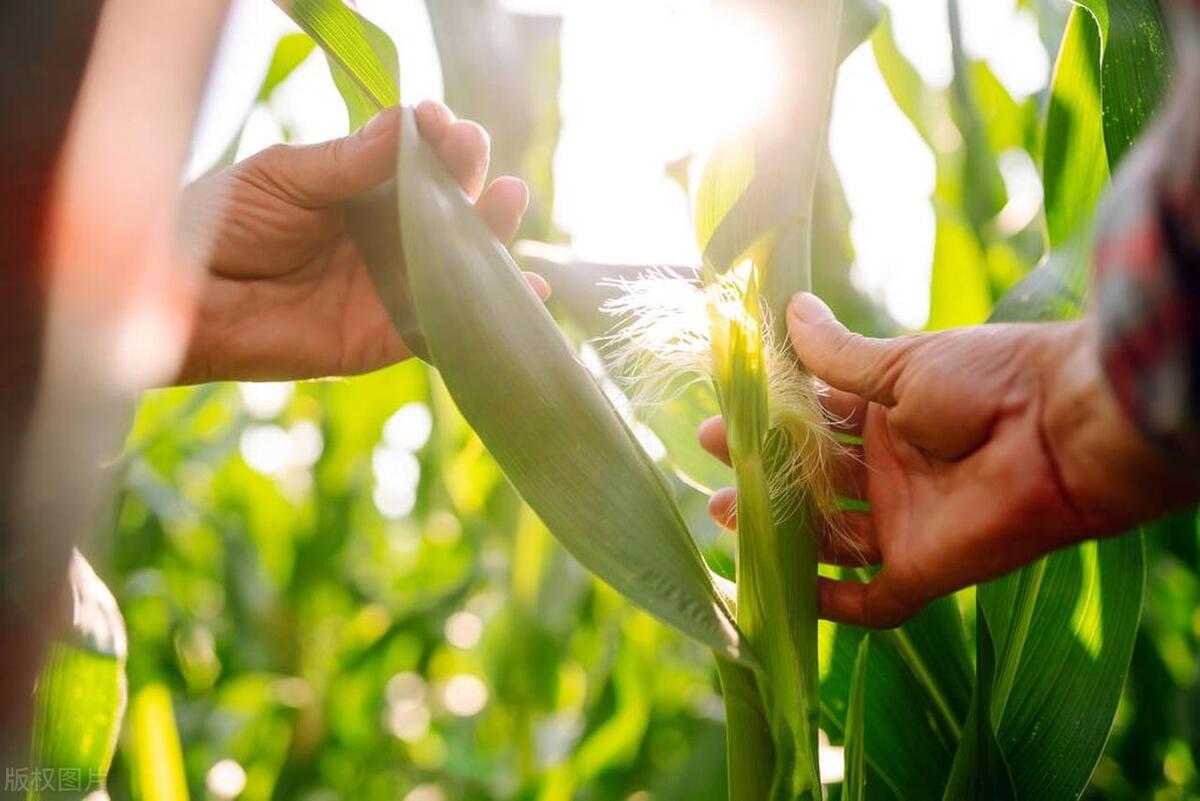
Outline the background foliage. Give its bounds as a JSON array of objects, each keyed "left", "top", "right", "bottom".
[{"left": 69, "top": 1, "right": 1199, "bottom": 799}]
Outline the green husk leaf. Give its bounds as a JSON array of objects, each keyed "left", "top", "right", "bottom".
[
  {"left": 393, "top": 106, "right": 746, "bottom": 661},
  {"left": 708, "top": 270, "right": 821, "bottom": 799},
  {"left": 716, "top": 656, "right": 776, "bottom": 801}
]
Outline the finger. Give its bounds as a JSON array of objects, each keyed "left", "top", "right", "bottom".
[
  {"left": 708, "top": 486, "right": 737, "bottom": 530},
  {"left": 414, "top": 98, "right": 456, "bottom": 143},
  {"left": 435, "top": 119, "right": 491, "bottom": 201},
  {"left": 698, "top": 416, "right": 731, "bottom": 467},
  {"left": 788, "top": 293, "right": 909, "bottom": 406},
  {"left": 476, "top": 176, "right": 528, "bottom": 244},
  {"left": 817, "top": 572, "right": 922, "bottom": 628},
  {"left": 709, "top": 488, "right": 880, "bottom": 567},
  {"left": 242, "top": 106, "right": 402, "bottom": 207},
  {"left": 821, "top": 511, "right": 880, "bottom": 566}
]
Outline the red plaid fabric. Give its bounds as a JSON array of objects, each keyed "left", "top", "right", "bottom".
[{"left": 1094, "top": 0, "right": 1200, "bottom": 464}]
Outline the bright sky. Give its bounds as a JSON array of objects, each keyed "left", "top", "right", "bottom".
[{"left": 188, "top": 0, "right": 1050, "bottom": 330}]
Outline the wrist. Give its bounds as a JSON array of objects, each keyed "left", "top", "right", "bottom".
[{"left": 1040, "top": 320, "right": 1197, "bottom": 536}]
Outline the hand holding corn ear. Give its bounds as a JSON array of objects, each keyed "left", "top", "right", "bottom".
[
  {"left": 701, "top": 292, "right": 1197, "bottom": 628},
  {"left": 175, "top": 100, "right": 548, "bottom": 384}
]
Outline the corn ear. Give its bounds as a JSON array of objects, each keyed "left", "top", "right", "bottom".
[{"left": 708, "top": 269, "right": 821, "bottom": 799}]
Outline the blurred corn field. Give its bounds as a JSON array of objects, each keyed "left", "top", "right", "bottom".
[{"left": 24, "top": 0, "right": 1200, "bottom": 799}]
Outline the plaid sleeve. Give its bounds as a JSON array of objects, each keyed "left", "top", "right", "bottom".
[{"left": 1093, "top": 0, "right": 1200, "bottom": 463}]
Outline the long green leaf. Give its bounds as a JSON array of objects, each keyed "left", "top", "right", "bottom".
[
  {"left": 941, "top": 615, "right": 1017, "bottom": 801},
  {"left": 1043, "top": 7, "right": 1108, "bottom": 248},
  {"left": 392, "top": 106, "right": 746, "bottom": 660},
  {"left": 821, "top": 596, "right": 971, "bottom": 799},
  {"left": 980, "top": 537, "right": 1144, "bottom": 799},
  {"left": 511, "top": 247, "right": 735, "bottom": 494},
  {"left": 125, "top": 684, "right": 188, "bottom": 801},
  {"left": 324, "top": 12, "right": 398, "bottom": 131},
  {"left": 1073, "top": 0, "right": 1172, "bottom": 167},
  {"left": 842, "top": 635, "right": 870, "bottom": 801},
  {"left": 276, "top": 0, "right": 398, "bottom": 113}
]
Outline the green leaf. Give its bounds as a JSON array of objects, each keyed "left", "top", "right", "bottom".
[
  {"left": 392, "top": 106, "right": 746, "bottom": 660},
  {"left": 125, "top": 684, "right": 188, "bottom": 801},
  {"left": 947, "top": 0, "right": 1007, "bottom": 230},
  {"left": 1043, "top": 6, "right": 1108, "bottom": 247},
  {"left": 981, "top": 537, "right": 1144, "bottom": 799},
  {"left": 1073, "top": 0, "right": 1172, "bottom": 167},
  {"left": 27, "top": 551, "right": 127, "bottom": 801},
  {"left": 275, "top": 0, "right": 399, "bottom": 129},
  {"left": 871, "top": 10, "right": 941, "bottom": 146},
  {"left": 987, "top": 240, "right": 1089, "bottom": 325},
  {"left": 258, "top": 32, "right": 316, "bottom": 102},
  {"left": 927, "top": 210, "right": 992, "bottom": 330},
  {"left": 842, "top": 635, "right": 870, "bottom": 801},
  {"left": 821, "top": 596, "right": 972, "bottom": 799},
  {"left": 941, "top": 615, "right": 1017, "bottom": 801},
  {"left": 509, "top": 246, "right": 735, "bottom": 493}
]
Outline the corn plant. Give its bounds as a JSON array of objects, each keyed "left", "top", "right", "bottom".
[
  {"left": 274, "top": 0, "right": 1171, "bottom": 797},
  {"left": 23, "top": 0, "right": 1184, "bottom": 798}
]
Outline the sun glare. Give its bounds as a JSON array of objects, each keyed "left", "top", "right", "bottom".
[{"left": 693, "top": 11, "right": 781, "bottom": 151}]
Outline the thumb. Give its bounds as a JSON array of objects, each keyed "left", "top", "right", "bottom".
[
  {"left": 243, "top": 106, "right": 400, "bottom": 207},
  {"left": 786, "top": 292, "right": 907, "bottom": 405}
]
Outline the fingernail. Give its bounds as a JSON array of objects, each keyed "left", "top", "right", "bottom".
[
  {"left": 523, "top": 272, "right": 551, "bottom": 301},
  {"left": 788, "top": 292, "right": 834, "bottom": 325},
  {"left": 359, "top": 107, "right": 397, "bottom": 140},
  {"left": 415, "top": 99, "right": 448, "bottom": 132}
]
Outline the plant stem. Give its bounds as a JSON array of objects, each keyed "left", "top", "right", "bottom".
[{"left": 717, "top": 656, "right": 777, "bottom": 801}]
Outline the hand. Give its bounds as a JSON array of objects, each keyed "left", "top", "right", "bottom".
[
  {"left": 176, "top": 100, "right": 548, "bottom": 384},
  {"left": 699, "top": 293, "right": 1195, "bottom": 628}
]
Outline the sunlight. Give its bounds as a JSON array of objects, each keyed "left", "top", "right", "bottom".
[{"left": 692, "top": 9, "right": 782, "bottom": 152}]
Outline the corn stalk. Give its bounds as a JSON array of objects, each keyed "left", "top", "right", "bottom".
[{"left": 694, "top": 1, "right": 846, "bottom": 796}]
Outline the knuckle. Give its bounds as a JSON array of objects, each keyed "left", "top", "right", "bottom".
[{"left": 256, "top": 142, "right": 292, "bottom": 171}]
